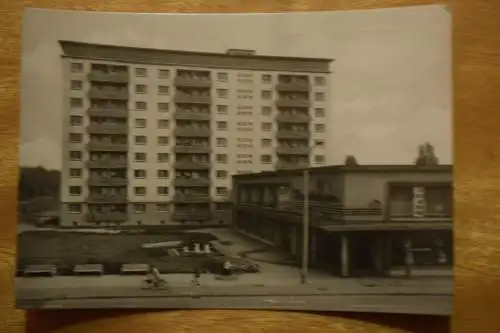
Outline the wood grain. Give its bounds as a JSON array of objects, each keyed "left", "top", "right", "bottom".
[{"left": 0, "top": 0, "right": 498, "bottom": 332}]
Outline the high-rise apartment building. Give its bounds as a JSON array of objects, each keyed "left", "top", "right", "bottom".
[{"left": 59, "top": 41, "right": 333, "bottom": 227}]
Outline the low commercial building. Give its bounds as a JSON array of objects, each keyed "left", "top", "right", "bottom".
[{"left": 232, "top": 164, "right": 453, "bottom": 278}]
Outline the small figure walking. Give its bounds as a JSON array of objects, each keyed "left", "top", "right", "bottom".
[{"left": 192, "top": 266, "right": 202, "bottom": 287}]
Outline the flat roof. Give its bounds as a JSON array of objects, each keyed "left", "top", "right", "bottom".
[
  {"left": 59, "top": 40, "right": 334, "bottom": 73},
  {"left": 233, "top": 164, "right": 453, "bottom": 180}
]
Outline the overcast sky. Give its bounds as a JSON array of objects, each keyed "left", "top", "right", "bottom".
[{"left": 20, "top": 5, "right": 452, "bottom": 170}]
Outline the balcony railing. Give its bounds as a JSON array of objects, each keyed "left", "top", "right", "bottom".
[
  {"left": 88, "top": 177, "right": 128, "bottom": 186},
  {"left": 87, "top": 142, "right": 128, "bottom": 152},
  {"left": 174, "top": 161, "right": 211, "bottom": 170},
  {"left": 86, "top": 212, "right": 128, "bottom": 222},
  {"left": 174, "top": 146, "right": 211, "bottom": 154},
  {"left": 87, "top": 194, "right": 127, "bottom": 204},
  {"left": 87, "top": 72, "right": 129, "bottom": 84},
  {"left": 87, "top": 160, "right": 128, "bottom": 169},
  {"left": 276, "top": 160, "right": 309, "bottom": 170},
  {"left": 174, "top": 112, "right": 211, "bottom": 121},
  {"left": 276, "top": 82, "right": 310, "bottom": 92},
  {"left": 174, "top": 77, "right": 212, "bottom": 88},
  {"left": 276, "top": 99, "right": 310, "bottom": 108},
  {"left": 276, "top": 130, "right": 310, "bottom": 139},
  {"left": 87, "top": 107, "right": 128, "bottom": 118},
  {"left": 173, "top": 195, "right": 211, "bottom": 203},
  {"left": 87, "top": 123, "right": 128, "bottom": 135},
  {"left": 88, "top": 87, "right": 129, "bottom": 100},
  {"left": 276, "top": 146, "right": 310, "bottom": 155},
  {"left": 174, "top": 94, "right": 211, "bottom": 104},
  {"left": 174, "top": 127, "right": 211, "bottom": 137},
  {"left": 174, "top": 178, "right": 211, "bottom": 187},
  {"left": 171, "top": 211, "right": 212, "bottom": 221},
  {"left": 276, "top": 114, "right": 311, "bottom": 123}
]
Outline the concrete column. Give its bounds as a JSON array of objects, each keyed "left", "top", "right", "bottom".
[
  {"left": 183, "top": 246, "right": 189, "bottom": 253},
  {"left": 204, "top": 244, "right": 211, "bottom": 253},
  {"left": 194, "top": 243, "right": 201, "bottom": 253},
  {"left": 340, "top": 234, "right": 349, "bottom": 277}
]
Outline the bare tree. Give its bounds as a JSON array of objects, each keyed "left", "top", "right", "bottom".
[
  {"left": 344, "top": 155, "right": 359, "bottom": 166},
  {"left": 415, "top": 142, "right": 439, "bottom": 166}
]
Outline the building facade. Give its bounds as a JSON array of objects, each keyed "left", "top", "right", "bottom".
[
  {"left": 58, "top": 41, "right": 333, "bottom": 227},
  {"left": 232, "top": 165, "right": 453, "bottom": 277}
]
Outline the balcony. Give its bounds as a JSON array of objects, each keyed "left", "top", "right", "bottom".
[
  {"left": 174, "top": 127, "right": 211, "bottom": 137},
  {"left": 174, "top": 94, "right": 211, "bottom": 105},
  {"left": 87, "top": 72, "right": 129, "bottom": 84},
  {"left": 171, "top": 211, "right": 212, "bottom": 221},
  {"left": 87, "top": 160, "right": 127, "bottom": 169},
  {"left": 276, "top": 130, "right": 310, "bottom": 139},
  {"left": 174, "top": 161, "right": 211, "bottom": 170},
  {"left": 276, "top": 114, "right": 311, "bottom": 124},
  {"left": 174, "top": 146, "right": 211, "bottom": 154},
  {"left": 174, "top": 111, "right": 211, "bottom": 121},
  {"left": 173, "top": 195, "right": 211, "bottom": 203},
  {"left": 276, "top": 146, "right": 310, "bottom": 155},
  {"left": 87, "top": 142, "right": 128, "bottom": 152},
  {"left": 88, "top": 107, "right": 128, "bottom": 118},
  {"left": 87, "top": 123, "right": 128, "bottom": 135},
  {"left": 87, "top": 194, "right": 127, "bottom": 204},
  {"left": 174, "top": 77, "right": 212, "bottom": 88},
  {"left": 276, "top": 82, "right": 310, "bottom": 92},
  {"left": 88, "top": 87, "right": 129, "bottom": 100},
  {"left": 276, "top": 160, "right": 309, "bottom": 170},
  {"left": 175, "top": 178, "right": 210, "bottom": 187},
  {"left": 276, "top": 99, "right": 310, "bottom": 108},
  {"left": 88, "top": 177, "right": 128, "bottom": 187},
  {"left": 86, "top": 212, "right": 128, "bottom": 222}
]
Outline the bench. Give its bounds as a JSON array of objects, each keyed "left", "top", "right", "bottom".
[
  {"left": 73, "top": 264, "right": 104, "bottom": 276},
  {"left": 120, "top": 263, "right": 149, "bottom": 275},
  {"left": 23, "top": 265, "right": 57, "bottom": 277}
]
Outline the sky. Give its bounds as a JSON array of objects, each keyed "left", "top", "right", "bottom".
[{"left": 19, "top": 5, "right": 452, "bottom": 170}]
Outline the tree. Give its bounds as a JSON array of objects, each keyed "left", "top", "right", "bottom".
[
  {"left": 415, "top": 142, "right": 439, "bottom": 166},
  {"left": 344, "top": 155, "right": 359, "bottom": 166},
  {"left": 18, "top": 166, "right": 61, "bottom": 201}
]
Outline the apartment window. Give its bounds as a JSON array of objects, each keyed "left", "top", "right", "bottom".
[
  {"left": 314, "top": 140, "right": 325, "bottom": 147},
  {"left": 69, "top": 186, "right": 81, "bottom": 196},
  {"left": 261, "top": 106, "right": 271, "bottom": 116},
  {"left": 158, "top": 69, "right": 170, "bottom": 79},
  {"left": 157, "top": 170, "right": 169, "bottom": 178},
  {"left": 217, "top": 72, "right": 228, "bottom": 82},
  {"left": 135, "top": 68, "right": 147, "bottom": 77},
  {"left": 261, "top": 90, "right": 272, "bottom": 100},
  {"left": 216, "top": 154, "right": 228, "bottom": 163},
  {"left": 70, "top": 62, "right": 83, "bottom": 73},
  {"left": 261, "top": 139, "right": 272, "bottom": 148},
  {"left": 315, "top": 92, "right": 325, "bottom": 101},
  {"left": 314, "top": 123, "right": 325, "bottom": 132},
  {"left": 135, "top": 101, "right": 147, "bottom": 110},
  {"left": 216, "top": 187, "right": 228, "bottom": 195},
  {"left": 216, "top": 170, "right": 228, "bottom": 179},
  {"left": 67, "top": 204, "right": 82, "bottom": 213},
  {"left": 262, "top": 74, "right": 272, "bottom": 84},
  {"left": 69, "top": 168, "right": 82, "bottom": 178},
  {"left": 261, "top": 122, "right": 272, "bottom": 131},
  {"left": 135, "top": 84, "right": 147, "bottom": 94},
  {"left": 134, "top": 169, "right": 146, "bottom": 179},
  {"left": 69, "top": 133, "right": 82, "bottom": 143},
  {"left": 216, "top": 138, "right": 228, "bottom": 147},
  {"left": 134, "top": 152, "right": 146, "bottom": 162},
  {"left": 315, "top": 155, "right": 326, "bottom": 163},
  {"left": 134, "top": 187, "right": 146, "bottom": 196},
  {"left": 237, "top": 89, "right": 253, "bottom": 100},
  {"left": 261, "top": 155, "right": 272, "bottom": 164},
  {"left": 156, "top": 203, "right": 169, "bottom": 212},
  {"left": 158, "top": 86, "right": 169, "bottom": 95},
  {"left": 315, "top": 108, "right": 325, "bottom": 117},
  {"left": 157, "top": 119, "right": 169, "bottom": 129},
  {"left": 157, "top": 153, "right": 169, "bottom": 162},
  {"left": 216, "top": 89, "right": 228, "bottom": 98},
  {"left": 314, "top": 76, "right": 326, "bottom": 86},
  {"left": 69, "top": 151, "right": 82, "bottom": 161},
  {"left": 70, "top": 115, "right": 83, "bottom": 126},
  {"left": 157, "top": 187, "right": 169, "bottom": 196},
  {"left": 70, "top": 80, "right": 83, "bottom": 90},
  {"left": 157, "top": 136, "right": 169, "bottom": 146},
  {"left": 135, "top": 118, "right": 147, "bottom": 128},
  {"left": 217, "top": 121, "right": 228, "bottom": 130},
  {"left": 134, "top": 204, "right": 146, "bottom": 213},
  {"left": 134, "top": 135, "right": 147, "bottom": 145},
  {"left": 156, "top": 102, "right": 169, "bottom": 113},
  {"left": 70, "top": 98, "right": 83, "bottom": 108},
  {"left": 217, "top": 105, "right": 228, "bottom": 114}
]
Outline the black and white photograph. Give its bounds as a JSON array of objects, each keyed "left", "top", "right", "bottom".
[{"left": 16, "top": 4, "right": 453, "bottom": 315}]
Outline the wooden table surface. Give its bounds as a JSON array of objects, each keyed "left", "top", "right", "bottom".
[{"left": 1, "top": 0, "right": 499, "bottom": 332}]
